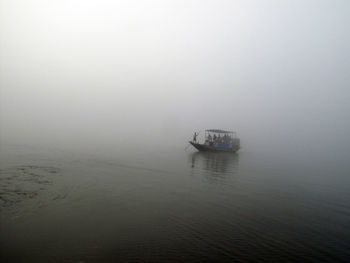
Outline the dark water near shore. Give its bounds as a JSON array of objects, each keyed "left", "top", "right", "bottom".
[{"left": 1, "top": 144, "right": 349, "bottom": 262}]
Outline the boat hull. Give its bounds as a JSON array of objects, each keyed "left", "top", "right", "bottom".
[{"left": 189, "top": 141, "right": 239, "bottom": 153}]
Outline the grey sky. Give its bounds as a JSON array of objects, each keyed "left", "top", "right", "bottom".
[{"left": 1, "top": 0, "right": 349, "bottom": 156}]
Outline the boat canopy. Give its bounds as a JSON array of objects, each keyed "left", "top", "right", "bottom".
[{"left": 206, "top": 129, "right": 235, "bottom": 134}]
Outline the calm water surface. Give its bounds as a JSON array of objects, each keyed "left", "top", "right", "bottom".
[{"left": 1, "top": 144, "right": 349, "bottom": 262}]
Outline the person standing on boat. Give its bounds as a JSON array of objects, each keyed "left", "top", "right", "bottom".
[{"left": 193, "top": 132, "right": 198, "bottom": 142}]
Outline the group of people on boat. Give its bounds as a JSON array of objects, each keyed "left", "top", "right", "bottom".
[
  {"left": 205, "top": 133, "right": 233, "bottom": 145},
  {"left": 193, "top": 132, "right": 234, "bottom": 145}
]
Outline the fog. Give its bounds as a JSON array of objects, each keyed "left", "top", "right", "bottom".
[{"left": 1, "top": 0, "right": 350, "bottom": 159}]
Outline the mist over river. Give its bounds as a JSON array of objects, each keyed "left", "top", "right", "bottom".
[
  {"left": 1, "top": 143, "right": 349, "bottom": 262},
  {"left": 1, "top": 1, "right": 350, "bottom": 262}
]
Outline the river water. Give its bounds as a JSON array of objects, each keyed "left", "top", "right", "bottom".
[{"left": 1, "top": 144, "right": 349, "bottom": 262}]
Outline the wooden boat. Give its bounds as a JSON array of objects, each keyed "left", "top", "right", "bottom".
[{"left": 189, "top": 129, "right": 240, "bottom": 153}]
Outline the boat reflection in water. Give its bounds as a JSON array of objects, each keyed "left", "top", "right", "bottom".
[{"left": 189, "top": 151, "right": 239, "bottom": 182}]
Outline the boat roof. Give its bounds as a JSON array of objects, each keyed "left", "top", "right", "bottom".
[{"left": 206, "top": 129, "right": 235, "bottom": 134}]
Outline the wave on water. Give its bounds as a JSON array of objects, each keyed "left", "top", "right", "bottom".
[{"left": 0, "top": 165, "right": 61, "bottom": 210}]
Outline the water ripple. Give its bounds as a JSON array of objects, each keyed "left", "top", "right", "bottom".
[{"left": 0, "top": 165, "right": 61, "bottom": 209}]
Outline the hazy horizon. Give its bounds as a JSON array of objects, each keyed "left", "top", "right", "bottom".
[{"left": 1, "top": 0, "right": 350, "bottom": 159}]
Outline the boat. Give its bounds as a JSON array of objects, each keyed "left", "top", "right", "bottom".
[{"left": 189, "top": 129, "right": 240, "bottom": 153}]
